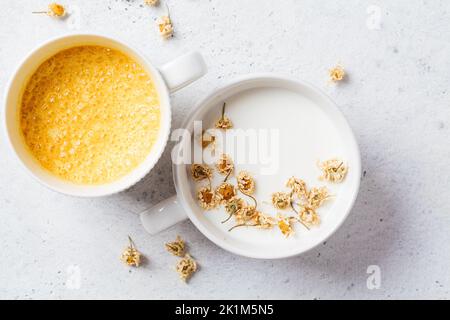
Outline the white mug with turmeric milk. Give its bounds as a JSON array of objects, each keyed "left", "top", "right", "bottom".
[{"left": 3, "top": 34, "right": 207, "bottom": 196}]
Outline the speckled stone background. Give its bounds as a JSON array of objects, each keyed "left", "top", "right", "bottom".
[{"left": 1, "top": 0, "right": 449, "bottom": 299}]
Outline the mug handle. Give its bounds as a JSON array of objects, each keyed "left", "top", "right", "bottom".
[
  {"left": 159, "top": 51, "right": 207, "bottom": 93},
  {"left": 140, "top": 52, "right": 206, "bottom": 234},
  {"left": 140, "top": 195, "right": 188, "bottom": 235}
]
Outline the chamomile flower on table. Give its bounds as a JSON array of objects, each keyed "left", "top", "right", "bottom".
[
  {"left": 121, "top": 236, "right": 142, "bottom": 267},
  {"left": 33, "top": 3, "right": 66, "bottom": 18},
  {"left": 176, "top": 254, "right": 197, "bottom": 282},
  {"left": 329, "top": 65, "right": 346, "bottom": 82},
  {"left": 144, "top": 0, "right": 159, "bottom": 6},
  {"left": 165, "top": 235, "right": 185, "bottom": 257}
]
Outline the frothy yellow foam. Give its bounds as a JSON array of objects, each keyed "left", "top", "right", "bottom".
[{"left": 20, "top": 45, "right": 161, "bottom": 184}]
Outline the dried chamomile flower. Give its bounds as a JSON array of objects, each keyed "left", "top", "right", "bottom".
[
  {"left": 287, "top": 201, "right": 311, "bottom": 231},
  {"left": 286, "top": 177, "right": 307, "bottom": 198},
  {"left": 215, "top": 153, "right": 234, "bottom": 175},
  {"left": 191, "top": 164, "right": 212, "bottom": 182},
  {"left": 224, "top": 197, "right": 245, "bottom": 216},
  {"left": 277, "top": 213, "right": 295, "bottom": 238},
  {"left": 222, "top": 197, "right": 246, "bottom": 223},
  {"left": 318, "top": 158, "right": 348, "bottom": 183},
  {"left": 299, "top": 207, "right": 321, "bottom": 227},
  {"left": 216, "top": 182, "right": 237, "bottom": 204},
  {"left": 176, "top": 254, "right": 197, "bottom": 282},
  {"left": 157, "top": 16, "right": 174, "bottom": 39},
  {"left": 215, "top": 103, "right": 233, "bottom": 129},
  {"left": 329, "top": 65, "right": 346, "bottom": 82},
  {"left": 165, "top": 235, "right": 185, "bottom": 257},
  {"left": 33, "top": 3, "right": 66, "bottom": 17},
  {"left": 121, "top": 236, "right": 142, "bottom": 267},
  {"left": 144, "top": 0, "right": 159, "bottom": 6},
  {"left": 235, "top": 205, "right": 258, "bottom": 224},
  {"left": 228, "top": 206, "right": 261, "bottom": 231},
  {"left": 215, "top": 116, "right": 233, "bottom": 129},
  {"left": 254, "top": 212, "right": 277, "bottom": 229},
  {"left": 48, "top": 3, "right": 66, "bottom": 16},
  {"left": 197, "top": 187, "right": 219, "bottom": 210},
  {"left": 307, "top": 186, "right": 330, "bottom": 209},
  {"left": 201, "top": 130, "right": 216, "bottom": 149},
  {"left": 237, "top": 171, "right": 255, "bottom": 195},
  {"left": 272, "top": 192, "right": 291, "bottom": 210}
]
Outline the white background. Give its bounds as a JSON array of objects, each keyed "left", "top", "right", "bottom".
[{"left": 0, "top": 0, "right": 449, "bottom": 299}]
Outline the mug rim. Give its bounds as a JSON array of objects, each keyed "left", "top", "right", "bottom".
[
  {"left": 172, "top": 73, "right": 361, "bottom": 259},
  {"left": 3, "top": 33, "right": 172, "bottom": 197}
]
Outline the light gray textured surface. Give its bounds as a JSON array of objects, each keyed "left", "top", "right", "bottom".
[{"left": 1, "top": 0, "right": 449, "bottom": 299}]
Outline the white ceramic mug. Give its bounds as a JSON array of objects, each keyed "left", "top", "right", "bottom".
[
  {"left": 141, "top": 74, "right": 361, "bottom": 259},
  {"left": 3, "top": 34, "right": 207, "bottom": 197}
]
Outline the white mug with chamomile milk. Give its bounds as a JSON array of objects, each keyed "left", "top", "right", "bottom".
[
  {"left": 140, "top": 75, "right": 361, "bottom": 259},
  {"left": 4, "top": 34, "right": 207, "bottom": 197}
]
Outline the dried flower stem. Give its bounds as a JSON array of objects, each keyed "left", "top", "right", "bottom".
[
  {"left": 221, "top": 103, "right": 226, "bottom": 121},
  {"left": 165, "top": 2, "right": 170, "bottom": 16},
  {"left": 128, "top": 235, "right": 136, "bottom": 248},
  {"left": 221, "top": 212, "right": 234, "bottom": 224},
  {"left": 289, "top": 201, "right": 310, "bottom": 230},
  {"left": 223, "top": 169, "right": 232, "bottom": 183},
  {"left": 215, "top": 103, "right": 233, "bottom": 129},
  {"left": 228, "top": 223, "right": 260, "bottom": 232},
  {"left": 207, "top": 176, "right": 212, "bottom": 190},
  {"left": 242, "top": 191, "right": 258, "bottom": 208}
]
